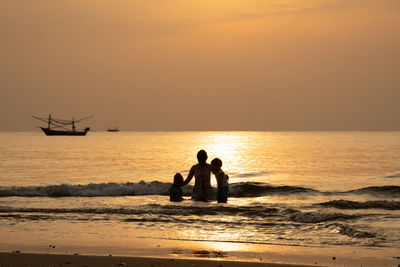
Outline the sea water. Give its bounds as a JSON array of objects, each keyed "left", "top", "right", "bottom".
[{"left": 0, "top": 132, "right": 400, "bottom": 265}]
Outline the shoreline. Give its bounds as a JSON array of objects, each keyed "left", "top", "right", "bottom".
[
  {"left": 0, "top": 252, "right": 313, "bottom": 267},
  {"left": 1, "top": 242, "right": 400, "bottom": 267}
]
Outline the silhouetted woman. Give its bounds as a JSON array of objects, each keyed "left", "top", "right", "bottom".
[{"left": 182, "top": 150, "right": 214, "bottom": 201}]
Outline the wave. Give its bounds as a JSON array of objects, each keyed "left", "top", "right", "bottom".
[
  {"left": 1, "top": 182, "right": 399, "bottom": 198},
  {"left": 289, "top": 211, "right": 358, "bottom": 223},
  {"left": 0, "top": 181, "right": 190, "bottom": 197},
  {"left": 384, "top": 172, "right": 400, "bottom": 178},
  {"left": 0, "top": 205, "right": 283, "bottom": 227},
  {"left": 0, "top": 205, "right": 368, "bottom": 232},
  {"left": 0, "top": 181, "right": 318, "bottom": 198},
  {"left": 0, "top": 204, "right": 279, "bottom": 217},
  {"left": 318, "top": 200, "right": 400, "bottom": 210},
  {"left": 230, "top": 182, "right": 318, "bottom": 197},
  {"left": 327, "top": 223, "right": 376, "bottom": 239},
  {"left": 346, "top": 186, "right": 400, "bottom": 196},
  {"left": 230, "top": 172, "right": 272, "bottom": 178}
]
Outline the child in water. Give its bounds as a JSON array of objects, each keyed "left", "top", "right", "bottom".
[
  {"left": 169, "top": 173, "right": 184, "bottom": 202},
  {"left": 211, "top": 158, "right": 229, "bottom": 203}
]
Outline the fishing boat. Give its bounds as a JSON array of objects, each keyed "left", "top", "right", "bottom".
[
  {"left": 33, "top": 114, "right": 93, "bottom": 136},
  {"left": 107, "top": 127, "right": 119, "bottom": 132}
]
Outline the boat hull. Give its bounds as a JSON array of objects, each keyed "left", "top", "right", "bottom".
[{"left": 40, "top": 127, "right": 88, "bottom": 136}]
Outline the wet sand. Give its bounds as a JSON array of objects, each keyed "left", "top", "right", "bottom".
[{"left": 0, "top": 252, "right": 313, "bottom": 267}]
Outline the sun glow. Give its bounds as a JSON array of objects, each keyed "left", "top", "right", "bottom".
[
  {"left": 208, "top": 133, "right": 242, "bottom": 157},
  {"left": 202, "top": 133, "right": 252, "bottom": 178},
  {"left": 202, "top": 240, "right": 250, "bottom": 253}
]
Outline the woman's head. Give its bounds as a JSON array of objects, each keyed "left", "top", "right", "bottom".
[{"left": 197, "top": 150, "right": 208, "bottom": 164}]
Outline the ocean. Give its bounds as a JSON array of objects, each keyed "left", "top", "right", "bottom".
[{"left": 1, "top": 131, "right": 400, "bottom": 266}]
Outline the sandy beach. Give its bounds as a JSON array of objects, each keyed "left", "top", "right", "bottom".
[{"left": 0, "top": 252, "right": 313, "bottom": 267}]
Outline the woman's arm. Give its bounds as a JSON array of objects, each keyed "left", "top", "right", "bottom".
[{"left": 182, "top": 166, "right": 195, "bottom": 186}]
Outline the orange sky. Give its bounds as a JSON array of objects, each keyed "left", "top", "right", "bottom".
[{"left": 1, "top": 0, "right": 399, "bottom": 131}]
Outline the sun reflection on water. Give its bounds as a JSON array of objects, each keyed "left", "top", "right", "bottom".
[
  {"left": 201, "top": 240, "right": 250, "bottom": 253},
  {"left": 200, "top": 132, "right": 258, "bottom": 176}
]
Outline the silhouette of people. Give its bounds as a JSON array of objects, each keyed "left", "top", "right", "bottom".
[
  {"left": 182, "top": 150, "right": 215, "bottom": 201},
  {"left": 211, "top": 158, "right": 229, "bottom": 203},
  {"left": 169, "top": 173, "right": 184, "bottom": 202}
]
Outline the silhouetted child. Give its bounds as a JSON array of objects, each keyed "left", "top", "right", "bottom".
[
  {"left": 169, "top": 173, "right": 184, "bottom": 202},
  {"left": 211, "top": 158, "right": 229, "bottom": 203}
]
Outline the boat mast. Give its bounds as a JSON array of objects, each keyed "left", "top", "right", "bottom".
[{"left": 48, "top": 114, "right": 51, "bottom": 129}]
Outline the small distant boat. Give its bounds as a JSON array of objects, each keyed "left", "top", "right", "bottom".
[
  {"left": 33, "top": 114, "right": 93, "bottom": 136},
  {"left": 107, "top": 127, "right": 119, "bottom": 132}
]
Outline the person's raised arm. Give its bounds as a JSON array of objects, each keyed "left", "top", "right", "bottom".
[{"left": 182, "top": 166, "right": 195, "bottom": 186}]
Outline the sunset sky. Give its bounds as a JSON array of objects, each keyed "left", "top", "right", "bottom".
[{"left": 1, "top": 0, "right": 399, "bottom": 131}]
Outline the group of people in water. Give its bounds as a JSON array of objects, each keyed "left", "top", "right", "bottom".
[{"left": 169, "top": 150, "right": 229, "bottom": 203}]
